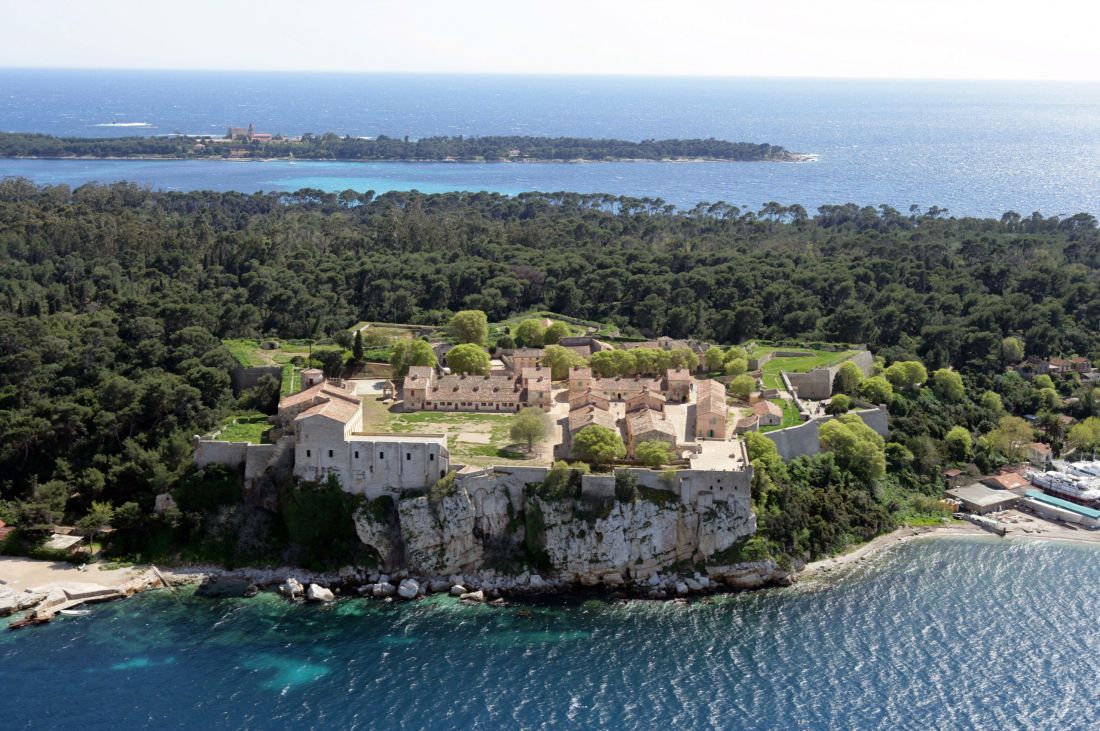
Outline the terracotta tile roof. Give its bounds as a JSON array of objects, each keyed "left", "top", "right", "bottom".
[
  {"left": 405, "top": 365, "right": 435, "bottom": 384},
  {"left": 628, "top": 408, "right": 677, "bottom": 440},
  {"left": 569, "top": 366, "right": 593, "bottom": 380},
  {"left": 521, "top": 366, "right": 550, "bottom": 382},
  {"left": 429, "top": 374, "right": 523, "bottom": 404},
  {"left": 1029, "top": 442, "right": 1052, "bottom": 455},
  {"left": 736, "top": 416, "right": 760, "bottom": 430},
  {"left": 753, "top": 400, "right": 783, "bottom": 418},
  {"left": 507, "top": 348, "right": 545, "bottom": 358},
  {"left": 568, "top": 404, "right": 617, "bottom": 434},
  {"left": 988, "top": 472, "right": 1028, "bottom": 490},
  {"left": 569, "top": 389, "right": 610, "bottom": 410},
  {"left": 525, "top": 377, "right": 551, "bottom": 392},
  {"left": 296, "top": 396, "right": 361, "bottom": 424},
  {"left": 625, "top": 388, "right": 666, "bottom": 413},
  {"left": 590, "top": 375, "right": 665, "bottom": 395},
  {"left": 280, "top": 380, "right": 359, "bottom": 410},
  {"left": 666, "top": 368, "right": 692, "bottom": 382},
  {"left": 696, "top": 379, "right": 728, "bottom": 417}
]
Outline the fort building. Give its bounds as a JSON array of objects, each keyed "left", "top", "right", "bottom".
[
  {"left": 280, "top": 379, "right": 450, "bottom": 497},
  {"left": 403, "top": 365, "right": 552, "bottom": 412}
]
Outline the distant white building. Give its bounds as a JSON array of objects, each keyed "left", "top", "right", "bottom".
[{"left": 279, "top": 380, "right": 449, "bottom": 497}]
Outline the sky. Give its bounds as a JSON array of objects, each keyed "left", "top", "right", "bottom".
[{"left": 0, "top": 0, "right": 1098, "bottom": 81}]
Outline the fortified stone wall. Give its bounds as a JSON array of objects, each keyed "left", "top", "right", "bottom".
[
  {"left": 230, "top": 366, "right": 284, "bottom": 396},
  {"left": 763, "top": 406, "right": 889, "bottom": 460},
  {"left": 747, "top": 350, "right": 814, "bottom": 371},
  {"left": 192, "top": 436, "right": 285, "bottom": 488},
  {"left": 784, "top": 350, "right": 874, "bottom": 401}
]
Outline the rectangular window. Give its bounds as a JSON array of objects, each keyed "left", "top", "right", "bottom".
[
  {"left": 354, "top": 451, "right": 359, "bottom": 459},
  {"left": 328, "top": 450, "right": 333, "bottom": 458},
  {"left": 306, "top": 449, "right": 311, "bottom": 458},
  {"left": 429, "top": 454, "right": 435, "bottom": 462},
  {"left": 406, "top": 453, "right": 412, "bottom": 461},
  {"left": 379, "top": 452, "right": 384, "bottom": 459}
]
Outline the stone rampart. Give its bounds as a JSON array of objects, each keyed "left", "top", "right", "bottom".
[
  {"left": 230, "top": 366, "right": 284, "bottom": 395},
  {"left": 764, "top": 406, "right": 889, "bottom": 460}
]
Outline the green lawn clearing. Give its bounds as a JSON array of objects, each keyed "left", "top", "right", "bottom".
[
  {"left": 759, "top": 349, "right": 857, "bottom": 390},
  {"left": 760, "top": 398, "right": 803, "bottom": 432},
  {"left": 216, "top": 413, "right": 272, "bottom": 444},
  {"left": 223, "top": 339, "right": 265, "bottom": 367}
]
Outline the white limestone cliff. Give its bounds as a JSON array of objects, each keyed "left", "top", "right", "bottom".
[{"left": 353, "top": 465, "right": 759, "bottom": 584}]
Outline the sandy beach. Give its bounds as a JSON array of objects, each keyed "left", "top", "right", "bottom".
[
  {"left": 799, "top": 508, "right": 1100, "bottom": 581},
  {"left": 0, "top": 556, "right": 153, "bottom": 593}
]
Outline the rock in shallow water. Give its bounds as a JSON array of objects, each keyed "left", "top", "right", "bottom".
[
  {"left": 397, "top": 579, "right": 419, "bottom": 599},
  {"left": 196, "top": 576, "right": 255, "bottom": 599},
  {"left": 449, "top": 585, "right": 467, "bottom": 597},
  {"left": 306, "top": 584, "right": 335, "bottom": 602},
  {"left": 279, "top": 577, "right": 304, "bottom": 599}
]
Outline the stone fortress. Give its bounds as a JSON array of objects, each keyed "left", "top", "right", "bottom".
[{"left": 192, "top": 335, "right": 887, "bottom": 581}]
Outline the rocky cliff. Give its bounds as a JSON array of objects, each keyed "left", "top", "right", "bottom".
[{"left": 353, "top": 466, "right": 759, "bottom": 587}]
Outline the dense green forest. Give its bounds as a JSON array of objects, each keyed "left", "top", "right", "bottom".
[
  {"left": 0, "top": 132, "right": 796, "bottom": 162},
  {"left": 2, "top": 178, "right": 1099, "bottom": 566}
]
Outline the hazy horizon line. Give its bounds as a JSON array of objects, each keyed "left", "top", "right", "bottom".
[{"left": 2, "top": 66, "right": 1099, "bottom": 85}]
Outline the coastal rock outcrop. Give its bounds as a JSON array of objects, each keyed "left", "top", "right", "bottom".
[
  {"left": 306, "top": 584, "right": 335, "bottom": 602},
  {"left": 528, "top": 490, "right": 755, "bottom": 582},
  {"left": 0, "top": 589, "right": 46, "bottom": 617},
  {"left": 397, "top": 579, "right": 419, "bottom": 599},
  {"left": 353, "top": 465, "right": 757, "bottom": 587},
  {"left": 279, "top": 577, "right": 304, "bottom": 599},
  {"left": 707, "top": 560, "right": 792, "bottom": 589}
]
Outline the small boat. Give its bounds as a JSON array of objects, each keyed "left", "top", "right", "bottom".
[{"left": 59, "top": 609, "right": 91, "bottom": 616}]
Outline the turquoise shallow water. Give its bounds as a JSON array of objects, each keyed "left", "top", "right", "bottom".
[
  {"left": 1, "top": 71, "right": 1099, "bottom": 215},
  {"left": 2, "top": 537, "right": 1099, "bottom": 730}
]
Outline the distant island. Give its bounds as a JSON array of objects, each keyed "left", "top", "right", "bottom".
[{"left": 0, "top": 129, "right": 805, "bottom": 163}]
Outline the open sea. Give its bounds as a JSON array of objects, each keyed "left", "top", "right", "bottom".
[
  {"left": 1, "top": 70, "right": 1099, "bottom": 216},
  {"left": 2, "top": 537, "right": 1100, "bottom": 730}
]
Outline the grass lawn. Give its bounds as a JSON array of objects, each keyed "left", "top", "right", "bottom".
[
  {"left": 217, "top": 412, "right": 272, "bottom": 444},
  {"left": 280, "top": 364, "right": 299, "bottom": 396},
  {"left": 760, "top": 349, "right": 857, "bottom": 390},
  {"left": 760, "top": 398, "right": 803, "bottom": 432},
  {"left": 224, "top": 339, "right": 265, "bottom": 367},
  {"left": 361, "top": 406, "right": 548, "bottom": 466},
  {"left": 492, "top": 311, "right": 612, "bottom": 340}
]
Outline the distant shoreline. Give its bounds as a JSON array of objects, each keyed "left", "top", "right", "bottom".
[
  {"left": 0, "top": 132, "right": 807, "bottom": 164},
  {"left": 0, "top": 152, "right": 818, "bottom": 165}
]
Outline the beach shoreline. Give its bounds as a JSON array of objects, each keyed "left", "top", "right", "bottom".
[
  {"left": 798, "top": 509, "right": 1100, "bottom": 582},
  {"left": 5, "top": 511, "right": 1097, "bottom": 621}
]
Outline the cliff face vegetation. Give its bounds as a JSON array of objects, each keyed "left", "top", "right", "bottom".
[{"left": 352, "top": 469, "right": 756, "bottom": 582}]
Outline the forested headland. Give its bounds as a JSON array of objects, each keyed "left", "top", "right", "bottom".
[
  {"left": 0, "top": 132, "right": 799, "bottom": 162},
  {"left": 2, "top": 178, "right": 1099, "bottom": 568}
]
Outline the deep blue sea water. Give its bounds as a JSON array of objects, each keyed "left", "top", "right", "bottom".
[
  {"left": 3, "top": 537, "right": 1099, "bottom": 730},
  {"left": 1, "top": 70, "right": 1099, "bottom": 215}
]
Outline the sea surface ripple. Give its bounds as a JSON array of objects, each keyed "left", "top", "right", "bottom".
[{"left": 2, "top": 537, "right": 1099, "bottom": 729}]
